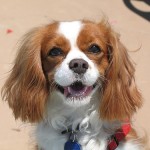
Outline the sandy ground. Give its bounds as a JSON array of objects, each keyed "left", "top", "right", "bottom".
[{"left": 0, "top": 0, "right": 150, "bottom": 149}]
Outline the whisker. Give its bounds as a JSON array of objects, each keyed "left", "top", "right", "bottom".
[{"left": 49, "top": 80, "right": 57, "bottom": 93}]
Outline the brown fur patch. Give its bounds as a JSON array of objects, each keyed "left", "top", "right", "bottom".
[
  {"left": 77, "top": 21, "right": 109, "bottom": 75},
  {"left": 97, "top": 20, "right": 142, "bottom": 121},
  {"left": 1, "top": 22, "right": 60, "bottom": 122}
]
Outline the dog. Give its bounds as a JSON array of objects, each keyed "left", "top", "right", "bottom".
[{"left": 2, "top": 19, "right": 147, "bottom": 150}]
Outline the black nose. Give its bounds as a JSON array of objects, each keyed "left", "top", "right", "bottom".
[{"left": 69, "top": 59, "right": 89, "bottom": 74}]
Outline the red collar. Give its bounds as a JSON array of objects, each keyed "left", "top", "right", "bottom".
[{"left": 107, "top": 123, "right": 131, "bottom": 150}]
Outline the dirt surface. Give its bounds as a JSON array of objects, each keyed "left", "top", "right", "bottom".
[{"left": 0, "top": 0, "right": 150, "bottom": 149}]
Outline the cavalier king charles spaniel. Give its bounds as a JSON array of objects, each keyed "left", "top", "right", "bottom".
[{"left": 2, "top": 19, "right": 147, "bottom": 150}]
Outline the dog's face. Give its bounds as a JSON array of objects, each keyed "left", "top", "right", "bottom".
[
  {"left": 2, "top": 20, "right": 142, "bottom": 122},
  {"left": 42, "top": 21, "right": 109, "bottom": 106}
]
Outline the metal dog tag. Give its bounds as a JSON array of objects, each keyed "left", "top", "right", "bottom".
[
  {"left": 64, "top": 131, "right": 81, "bottom": 150},
  {"left": 64, "top": 140, "right": 81, "bottom": 150}
]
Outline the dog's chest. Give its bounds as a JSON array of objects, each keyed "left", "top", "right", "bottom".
[
  {"left": 36, "top": 122, "right": 108, "bottom": 150},
  {"left": 36, "top": 106, "right": 109, "bottom": 150},
  {"left": 36, "top": 125, "right": 142, "bottom": 150}
]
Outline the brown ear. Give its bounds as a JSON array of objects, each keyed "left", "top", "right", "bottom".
[
  {"left": 2, "top": 28, "right": 49, "bottom": 122},
  {"left": 100, "top": 28, "right": 142, "bottom": 121}
]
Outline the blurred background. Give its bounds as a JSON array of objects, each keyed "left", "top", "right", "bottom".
[{"left": 0, "top": 0, "right": 149, "bottom": 149}]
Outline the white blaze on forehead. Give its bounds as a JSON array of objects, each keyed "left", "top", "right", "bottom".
[
  {"left": 58, "top": 21, "right": 82, "bottom": 46},
  {"left": 57, "top": 21, "right": 86, "bottom": 61}
]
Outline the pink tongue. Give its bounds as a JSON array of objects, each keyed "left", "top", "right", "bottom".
[{"left": 64, "top": 86, "right": 93, "bottom": 97}]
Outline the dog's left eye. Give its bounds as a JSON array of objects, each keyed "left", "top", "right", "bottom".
[
  {"left": 48, "top": 47, "right": 63, "bottom": 57},
  {"left": 88, "top": 44, "right": 101, "bottom": 53}
]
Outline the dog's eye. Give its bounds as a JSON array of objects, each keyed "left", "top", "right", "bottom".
[
  {"left": 88, "top": 44, "right": 101, "bottom": 53},
  {"left": 48, "top": 47, "right": 63, "bottom": 57}
]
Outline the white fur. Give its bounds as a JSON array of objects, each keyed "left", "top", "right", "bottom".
[
  {"left": 36, "top": 90, "right": 109, "bottom": 150},
  {"left": 58, "top": 21, "right": 82, "bottom": 46},
  {"left": 35, "top": 21, "right": 143, "bottom": 150}
]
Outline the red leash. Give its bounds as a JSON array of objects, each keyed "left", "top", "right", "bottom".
[{"left": 107, "top": 123, "right": 131, "bottom": 150}]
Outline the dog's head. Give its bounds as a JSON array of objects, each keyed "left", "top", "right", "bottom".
[{"left": 2, "top": 20, "right": 142, "bottom": 122}]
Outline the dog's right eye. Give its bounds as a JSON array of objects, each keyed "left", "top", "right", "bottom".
[
  {"left": 48, "top": 47, "right": 63, "bottom": 57},
  {"left": 88, "top": 44, "right": 101, "bottom": 54}
]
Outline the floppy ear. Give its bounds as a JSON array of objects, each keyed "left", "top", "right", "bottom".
[
  {"left": 100, "top": 27, "right": 142, "bottom": 121},
  {"left": 2, "top": 28, "right": 49, "bottom": 122}
]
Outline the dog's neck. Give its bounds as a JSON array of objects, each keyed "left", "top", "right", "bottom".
[
  {"left": 45, "top": 90, "right": 103, "bottom": 132},
  {"left": 44, "top": 90, "right": 120, "bottom": 134}
]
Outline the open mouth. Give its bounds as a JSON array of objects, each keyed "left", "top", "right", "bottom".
[{"left": 57, "top": 81, "right": 97, "bottom": 98}]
